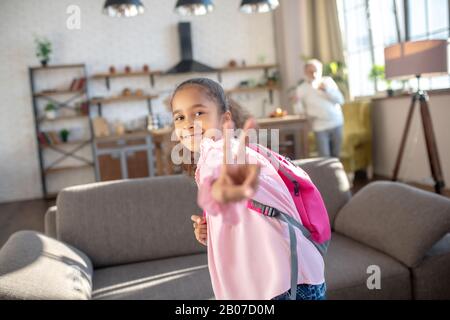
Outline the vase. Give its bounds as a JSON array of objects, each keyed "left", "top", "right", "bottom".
[
  {"left": 45, "top": 110, "right": 56, "bottom": 120},
  {"left": 41, "top": 59, "right": 48, "bottom": 67}
]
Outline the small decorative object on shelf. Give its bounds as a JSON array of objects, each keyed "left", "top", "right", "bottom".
[
  {"left": 122, "top": 88, "right": 132, "bottom": 96},
  {"left": 242, "top": 60, "right": 247, "bottom": 67},
  {"left": 228, "top": 60, "right": 237, "bottom": 68},
  {"left": 266, "top": 70, "right": 279, "bottom": 86},
  {"left": 44, "top": 103, "right": 57, "bottom": 119},
  {"left": 269, "top": 107, "right": 287, "bottom": 118},
  {"left": 143, "top": 64, "right": 150, "bottom": 72},
  {"left": 59, "top": 129, "right": 70, "bottom": 143},
  {"left": 114, "top": 120, "right": 126, "bottom": 136},
  {"left": 135, "top": 89, "right": 144, "bottom": 97},
  {"left": 34, "top": 36, "right": 52, "bottom": 67},
  {"left": 92, "top": 117, "right": 110, "bottom": 137},
  {"left": 257, "top": 54, "right": 267, "bottom": 64},
  {"left": 147, "top": 114, "right": 161, "bottom": 130},
  {"left": 109, "top": 66, "right": 116, "bottom": 74},
  {"left": 124, "top": 65, "right": 131, "bottom": 73}
]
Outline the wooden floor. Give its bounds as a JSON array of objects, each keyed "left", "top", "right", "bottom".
[
  {"left": 0, "top": 198, "right": 55, "bottom": 247},
  {"left": 0, "top": 173, "right": 448, "bottom": 248}
]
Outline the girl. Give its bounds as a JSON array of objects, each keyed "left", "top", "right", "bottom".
[{"left": 171, "top": 78, "right": 326, "bottom": 300}]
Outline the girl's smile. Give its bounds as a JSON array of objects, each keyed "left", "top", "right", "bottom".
[{"left": 171, "top": 84, "right": 230, "bottom": 152}]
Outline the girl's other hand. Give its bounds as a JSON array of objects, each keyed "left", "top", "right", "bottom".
[
  {"left": 191, "top": 215, "right": 207, "bottom": 246},
  {"left": 211, "top": 119, "right": 260, "bottom": 204}
]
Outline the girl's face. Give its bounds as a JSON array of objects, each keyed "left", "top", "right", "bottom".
[{"left": 172, "top": 86, "right": 230, "bottom": 152}]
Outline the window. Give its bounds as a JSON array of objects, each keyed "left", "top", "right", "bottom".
[{"left": 338, "top": 0, "right": 450, "bottom": 98}]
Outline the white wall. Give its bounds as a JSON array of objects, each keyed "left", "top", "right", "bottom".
[
  {"left": 372, "top": 92, "right": 450, "bottom": 190},
  {"left": 0, "top": 0, "right": 278, "bottom": 202}
]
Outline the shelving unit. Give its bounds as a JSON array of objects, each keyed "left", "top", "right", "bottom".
[
  {"left": 225, "top": 84, "right": 280, "bottom": 103},
  {"left": 38, "top": 115, "right": 90, "bottom": 123},
  {"left": 90, "top": 64, "right": 280, "bottom": 102},
  {"left": 88, "top": 67, "right": 160, "bottom": 182},
  {"left": 39, "top": 139, "right": 93, "bottom": 149},
  {"left": 29, "top": 62, "right": 281, "bottom": 195},
  {"left": 29, "top": 63, "right": 96, "bottom": 199},
  {"left": 217, "top": 64, "right": 278, "bottom": 82},
  {"left": 34, "top": 89, "right": 86, "bottom": 97},
  {"left": 218, "top": 64, "right": 280, "bottom": 103},
  {"left": 91, "top": 70, "right": 163, "bottom": 89},
  {"left": 90, "top": 94, "right": 159, "bottom": 116},
  {"left": 44, "top": 164, "right": 95, "bottom": 175}
]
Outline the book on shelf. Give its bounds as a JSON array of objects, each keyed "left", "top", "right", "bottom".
[
  {"left": 69, "top": 78, "right": 78, "bottom": 91},
  {"left": 39, "top": 131, "right": 62, "bottom": 146},
  {"left": 76, "top": 77, "right": 86, "bottom": 91},
  {"left": 38, "top": 132, "right": 50, "bottom": 146},
  {"left": 69, "top": 77, "right": 87, "bottom": 91}
]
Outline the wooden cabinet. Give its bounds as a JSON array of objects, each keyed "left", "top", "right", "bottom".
[
  {"left": 94, "top": 132, "right": 155, "bottom": 182},
  {"left": 126, "top": 150, "right": 150, "bottom": 179},
  {"left": 98, "top": 152, "right": 122, "bottom": 181}
]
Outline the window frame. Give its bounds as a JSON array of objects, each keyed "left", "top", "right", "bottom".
[{"left": 340, "top": 0, "right": 450, "bottom": 98}]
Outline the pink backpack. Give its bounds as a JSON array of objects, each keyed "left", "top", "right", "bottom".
[
  {"left": 247, "top": 144, "right": 331, "bottom": 300},
  {"left": 247, "top": 143, "right": 331, "bottom": 255}
]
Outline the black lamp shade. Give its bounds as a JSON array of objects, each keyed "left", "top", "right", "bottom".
[
  {"left": 240, "top": 0, "right": 279, "bottom": 14},
  {"left": 103, "top": 0, "right": 145, "bottom": 17},
  {"left": 175, "top": 0, "right": 214, "bottom": 16}
]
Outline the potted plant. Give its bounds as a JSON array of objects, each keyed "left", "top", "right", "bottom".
[
  {"left": 59, "top": 129, "right": 70, "bottom": 143},
  {"left": 369, "top": 65, "right": 394, "bottom": 97},
  {"left": 34, "top": 36, "right": 52, "bottom": 67},
  {"left": 266, "top": 70, "right": 280, "bottom": 87},
  {"left": 323, "top": 60, "right": 349, "bottom": 99},
  {"left": 44, "top": 103, "right": 57, "bottom": 120}
]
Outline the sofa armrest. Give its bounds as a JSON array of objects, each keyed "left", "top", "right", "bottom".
[
  {"left": 334, "top": 181, "right": 450, "bottom": 267},
  {"left": 0, "top": 231, "right": 93, "bottom": 300},
  {"left": 412, "top": 233, "right": 450, "bottom": 299},
  {"left": 44, "top": 206, "right": 57, "bottom": 238}
]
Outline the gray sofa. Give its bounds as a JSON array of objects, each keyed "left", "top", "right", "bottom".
[{"left": 1, "top": 158, "right": 450, "bottom": 300}]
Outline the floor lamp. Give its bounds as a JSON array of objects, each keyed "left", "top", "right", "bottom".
[{"left": 385, "top": 40, "right": 448, "bottom": 194}]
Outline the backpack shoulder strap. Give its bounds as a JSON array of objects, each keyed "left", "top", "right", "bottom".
[
  {"left": 249, "top": 144, "right": 301, "bottom": 195},
  {"left": 249, "top": 199, "right": 329, "bottom": 257}
]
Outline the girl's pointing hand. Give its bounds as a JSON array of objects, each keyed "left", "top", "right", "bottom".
[{"left": 211, "top": 119, "right": 260, "bottom": 204}]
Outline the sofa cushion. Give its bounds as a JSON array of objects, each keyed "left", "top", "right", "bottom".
[
  {"left": 92, "top": 253, "right": 214, "bottom": 300},
  {"left": 294, "top": 158, "right": 351, "bottom": 228},
  {"left": 412, "top": 233, "right": 450, "bottom": 300},
  {"left": 57, "top": 175, "right": 206, "bottom": 268},
  {"left": 0, "top": 231, "right": 93, "bottom": 300},
  {"left": 334, "top": 181, "right": 450, "bottom": 267},
  {"left": 325, "top": 233, "right": 411, "bottom": 300}
]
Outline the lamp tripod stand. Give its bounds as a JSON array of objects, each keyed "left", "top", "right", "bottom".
[{"left": 392, "top": 75, "right": 445, "bottom": 194}]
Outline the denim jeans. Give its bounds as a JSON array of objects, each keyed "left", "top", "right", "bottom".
[
  {"left": 314, "top": 126, "right": 343, "bottom": 158},
  {"left": 271, "top": 283, "right": 327, "bottom": 300}
]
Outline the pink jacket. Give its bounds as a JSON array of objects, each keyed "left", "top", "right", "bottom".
[{"left": 195, "top": 138, "right": 325, "bottom": 300}]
